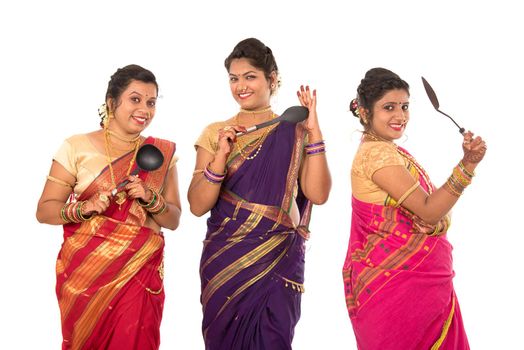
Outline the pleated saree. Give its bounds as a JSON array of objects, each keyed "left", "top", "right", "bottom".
[
  {"left": 197, "top": 121, "right": 312, "bottom": 350},
  {"left": 55, "top": 136, "right": 175, "bottom": 350},
  {"left": 343, "top": 141, "right": 470, "bottom": 350}
]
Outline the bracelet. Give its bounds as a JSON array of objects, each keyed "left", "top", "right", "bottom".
[
  {"left": 306, "top": 147, "right": 326, "bottom": 156},
  {"left": 444, "top": 161, "right": 475, "bottom": 197},
  {"left": 204, "top": 163, "right": 226, "bottom": 184},
  {"left": 458, "top": 161, "right": 475, "bottom": 178},
  {"left": 305, "top": 140, "right": 325, "bottom": 148},
  {"left": 305, "top": 140, "right": 326, "bottom": 156},
  {"left": 137, "top": 189, "right": 167, "bottom": 215},
  {"left": 60, "top": 201, "right": 92, "bottom": 223},
  {"left": 137, "top": 189, "right": 158, "bottom": 208}
]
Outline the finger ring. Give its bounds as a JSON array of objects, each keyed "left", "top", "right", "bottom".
[
  {"left": 224, "top": 126, "right": 232, "bottom": 131},
  {"left": 99, "top": 194, "right": 109, "bottom": 202}
]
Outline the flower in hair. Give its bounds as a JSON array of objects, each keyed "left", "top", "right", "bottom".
[
  {"left": 98, "top": 103, "right": 109, "bottom": 128},
  {"left": 350, "top": 98, "right": 361, "bottom": 118}
]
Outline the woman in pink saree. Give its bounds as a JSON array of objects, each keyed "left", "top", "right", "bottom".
[
  {"left": 36, "top": 65, "right": 181, "bottom": 350},
  {"left": 343, "top": 68, "right": 487, "bottom": 349}
]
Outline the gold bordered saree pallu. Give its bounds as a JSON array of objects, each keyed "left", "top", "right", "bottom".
[
  {"left": 343, "top": 146, "right": 470, "bottom": 350},
  {"left": 200, "top": 121, "right": 312, "bottom": 350},
  {"left": 56, "top": 137, "right": 175, "bottom": 350}
]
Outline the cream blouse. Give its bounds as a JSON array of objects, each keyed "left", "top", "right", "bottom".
[
  {"left": 351, "top": 141, "right": 408, "bottom": 204},
  {"left": 54, "top": 134, "right": 176, "bottom": 197}
]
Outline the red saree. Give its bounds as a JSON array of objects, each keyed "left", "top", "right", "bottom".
[
  {"left": 56, "top": 137, "right": 175, "bottom": 350},
  {"left": 343, "top": 146, "right": 470, "bottom": 350}
]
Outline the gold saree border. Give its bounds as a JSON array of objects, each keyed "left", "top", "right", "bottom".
[
  {"left": 201, "top": 233, "right": 288, "bottom": 307},
  {"left": 430, "top": 295, "right": 456, "bottom": 350}
]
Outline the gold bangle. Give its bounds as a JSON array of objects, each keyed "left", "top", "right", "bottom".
[{"left": 458, "top": 161, "right": 475, "bottom": 178}]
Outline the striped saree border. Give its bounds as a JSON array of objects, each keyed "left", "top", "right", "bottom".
[
  {"left": 281, "top": 123, "right": 306, "bottom": 213},
  {"left": 220, "top": 190, "right": 295, "bottom": 229},
  {"left": 71, "top": 232, "right": 164, "bottom": 349},
  {"left": 201, "top": 233, "right": 289, "bottom": 307}
]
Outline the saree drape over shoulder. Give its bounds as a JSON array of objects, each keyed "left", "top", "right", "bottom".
[
  {"left": 55, "top": 137, "right": 175, "bottom": 350},
  {"left": 199, "top": 121, "right": 312, "bottom": 350},
  {"left": 343, "top": 144, "right": 469, "bottom": 350}
]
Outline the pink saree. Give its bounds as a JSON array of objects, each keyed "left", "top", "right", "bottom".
[
  {"left": 55, "top": 137, "right": 175, "bottom": 350},
  {"left": 343, "top": 146, "right": 470, "bottom": 350}
]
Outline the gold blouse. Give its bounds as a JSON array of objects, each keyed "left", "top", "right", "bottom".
[
  {"left": 54, "top": 134, "right": 176, "bottom": 197},
  {"left": 351, "top": 141, "right": 408, "bottom": 204}
]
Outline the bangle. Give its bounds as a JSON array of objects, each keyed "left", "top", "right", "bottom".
[
  {"left": 60, "top": 201, "right": 92, "bottom": 223},
  {"left": 444, "top": 162, "right": 474, "bottom": 197},
  {"left": 137, "top": 190, "right": 157, "bottom": 208},
  {"left": 305, "top": 140, "right": 326, "bottom": 156},
  {"left": 77, "top": 201, "right": 92, "bottom": 221},
  {"left": 204, "top": 163, "right": 226, "bottom": 184},
  {"left": 305, "top": 140, "right": 325, "bottom": 148},
  {"left": 137, "top": 189, "right": 167, "bottom": 215},
  {"left": 458, "top": 161, "right": 475, "bottom": 178},
  {"left": 306, "top": 148, "right": 326, "bottom": 156}
]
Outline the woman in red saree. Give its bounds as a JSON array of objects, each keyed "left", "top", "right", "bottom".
[
  {"left": 188, "top": 38, "right": 331, "bottom": 349},
  {"left": 343, "top": 68, "right": 486, "bottom": 349},
  {"left": 36, "top": 65, "right": 181, "bottom": 350}
]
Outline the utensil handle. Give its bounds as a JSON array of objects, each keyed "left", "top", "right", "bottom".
[
  {"left": 235, "top": 117, "right": 281, "bottom": 136},
  {"left": 111, "top": 168, "right": 140, "bottom": 196}
]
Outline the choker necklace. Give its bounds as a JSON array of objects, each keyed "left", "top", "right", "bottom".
[
  {"left": 362, "top": 131, "right": 395, "bottom": 145},
  {"left": 107, "top": 129, "right": 141, "bottom": 143},
  {"left": 239, "top": 106, "right": 272, "bottom": 116}
]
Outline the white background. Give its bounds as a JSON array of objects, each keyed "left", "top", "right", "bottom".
[{"left": 1, "top": 0, "right": 522, "bottom": 349}]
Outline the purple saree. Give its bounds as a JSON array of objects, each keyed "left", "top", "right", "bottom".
[{"left": 200, "top": 121, "right": 312, "bottom": 350}]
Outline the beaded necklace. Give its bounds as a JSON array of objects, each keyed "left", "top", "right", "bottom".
[{"left": 234, "top": 112, "right": 276, "bottom": 160}]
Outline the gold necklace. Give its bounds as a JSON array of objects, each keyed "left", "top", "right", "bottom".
[
  {"left": 104, "top": 129, "right": 141, "bottom": 209},
  {"left": 235, "top": 112, "right": 276, "bottom": 160},
  {"left": 239, "top": 106, "right": 272, "bottom": 116},
  {"left": 107, "top": 129, "right": 141, "bottom": 143}
]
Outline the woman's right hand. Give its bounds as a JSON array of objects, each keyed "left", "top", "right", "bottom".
[
  {"left": 217, "top": 125, "right": 247, "bottom": 157},
  {"left": 461, "top": 131, "right": 487, "bottom": 165},
  {"left": 82, "top": 190, "right": 112, "bottom": 216}
]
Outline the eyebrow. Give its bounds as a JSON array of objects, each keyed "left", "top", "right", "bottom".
[
  {"left": 382, "top": 101, "right": 409, "bottom": 106},
  {"left": 129, "top": 91, "right": 157, "bottom": 99},
  {"left": 229, "top": 71, "right": 258, "bottom": 77}
]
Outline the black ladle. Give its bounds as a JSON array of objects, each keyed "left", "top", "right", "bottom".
[
  {"left": 111, "top": 144, "right": 164, "bottom": 196},
  {"left": 421, "top": 77, "right": 465, "bottom": 135},
  {"left": 236, "top": 105, "right": 309, "bottom": 136}
]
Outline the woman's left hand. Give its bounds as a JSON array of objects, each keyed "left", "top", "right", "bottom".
[
  {"left": 297, "top": 85, "right": 320, "bottom": 135},
  {"left": 124, "top": 175, "right": 153, "bottom": 202}
]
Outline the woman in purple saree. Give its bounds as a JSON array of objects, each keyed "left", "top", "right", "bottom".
[{"left": 188, "top": 38, "right": 331, "bottom": 350}]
